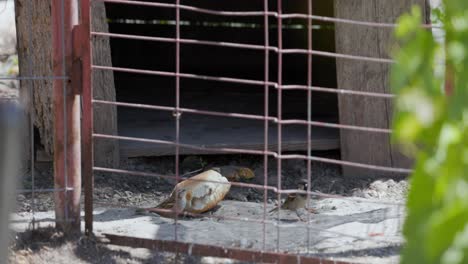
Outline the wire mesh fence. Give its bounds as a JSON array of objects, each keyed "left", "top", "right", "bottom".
[
  {"left": 81, "top": 0, "right": 424, "bottom": 262},
  {"left": 4, "top": 0, "right": 441, "bottom": 262}
]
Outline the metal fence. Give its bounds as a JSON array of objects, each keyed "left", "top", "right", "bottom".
[{"left": 4, "top": 0, "right": 439, "bottom": 263}]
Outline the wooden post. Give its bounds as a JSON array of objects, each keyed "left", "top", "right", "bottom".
[
  {"left": 52, "top": 0, "right": 81, "bottom": 232},
  {"left": 14, "top": 0, "right": 118, "bottom": 172},
  {"left": 334, "top": 0, "right": 428, "bottom": 177}
]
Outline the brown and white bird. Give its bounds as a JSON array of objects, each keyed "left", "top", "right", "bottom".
[
  {"left": 143, "top": 166, "right": 255, "bottom": 217},
  {"left": 269, "top": 180, "right": 314, "bottom": 213}
]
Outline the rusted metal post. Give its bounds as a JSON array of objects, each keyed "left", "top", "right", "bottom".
[
  {"left": 80, "top": 0, "right": 94, "bottom": 235},
  {"left": 52, "top": 0, "right": 81, "bottom": 232},
  {"left": 103, "top": 234, "right": 353, "bottom": 264}
]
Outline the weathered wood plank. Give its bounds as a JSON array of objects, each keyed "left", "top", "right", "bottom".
[
  {"left": 334, "top": 0, "right": 428, "bottom": 177},
  {"left": 14, "top": 0, "right": 119, "bottom": 168}
]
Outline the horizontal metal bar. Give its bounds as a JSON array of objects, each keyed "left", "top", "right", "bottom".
[
  {"left": 93, "top": 133, "right": 271, "bottom": 155},
  {"left": 16, "top": 187, "right": 75, "bottom": 194},
  {"left": 93, "top": 99, "right": 392, "bottom": 133},
  {"left": 280, "top": 119, "right": 392, "bottom": 133},
  {"left": 92, "top": 66, "right": 396, "bottom": 101},
  {"left": 92, "top": 65, "right": 272, "bottom": 86},
  {"left": 103, "top": 234, "right": 353, "bottom": 264},
  {"left": 92, "top": 31, "right": 271, "bottom": 51},
  {"left": 95, "top": 0, "right": 439, "bottom": 29},
  {"left": 280, "top": 48, "right": 393, "bottom": 64},
  {"left": 281, "top": 85, "right": 395, "bottom": 98},
  {"left": 281, "top": 154, "right": 412, "bottom": 174},
  {"left": 0, "top": 76, "right": 69, "bottom": 81},
  {"left": 281, "top": 13, "right": 439, "bottom": 29},
  {"left": 93, "top": 99, "right": 271, "bottom": 121},
  {"left": 93, "top": 133, "right": 411, "bottom": 174},
  {"left": 91, "top": 32, "right": 393, "bottom": 63}
]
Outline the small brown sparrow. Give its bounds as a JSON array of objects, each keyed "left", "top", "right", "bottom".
[{"left": 269, "top": 180, "right": 315, "bottom": 214}]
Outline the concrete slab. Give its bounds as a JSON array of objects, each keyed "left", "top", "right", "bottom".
[{"left": 11, "top": 198, "right": 404, "bottom": 263}]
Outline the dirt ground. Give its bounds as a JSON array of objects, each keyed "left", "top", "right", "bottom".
[{"left": 8, "top": 227, "right": 251, "bottom": 264}]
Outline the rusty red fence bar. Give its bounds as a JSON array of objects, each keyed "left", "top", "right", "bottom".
[
  {"left": 92, "top": 99, "right": 392, "bottom": 133},
  {"left": 92, "top": 65, "right": 270, "bottom": 86},
  {"left": 0, "top": 76, "right": 69, "bottom": 80},
  {"left": 93, "top": 133, "right": 411, "bottom": 174},
  {"left": 95, "top": 0, "right": 438, "bottom": 29},
  {"left": 16, "top": 188, "right": 74, "bottom": 194},
  {"left": 102, "top": 234, "right": 353, "bottom": 264},
  {"left": 262, "top": 0, "right": 270, "bottom": 250},
  {"left": 93, "top": 133, "right": 271, "bottom": 155},
  {"left": 80, "top": 0, "right": 93, "bottom": 235},
  {"left": 280, "top": 48, "right": 393, "bottom": 63},
  {"left": 52, "top": 0, "right": 81, "bottom": 232},
  {"left": 92, "top": 59, "right": 395, "bottom": 98},
  {"left": 281, "top": 85, "right": 395, "bottom": 98},
  {"left": 306, "top": 0, "right": 313, "bottom": 252},
  {"left": 276, "top": 0, "right": 283, "bottom": 251},
  {"left": 174, "top": 0, "right": 181, "bottom": 241},
  {"left": 280, "top": 119, "right": 392, "bottom": 133},
  {"left": 91, "top": 31, "right": 394, "bottom": 64},
  {"left": 91, "top": 31, "right": 271, "bottom": 51}
]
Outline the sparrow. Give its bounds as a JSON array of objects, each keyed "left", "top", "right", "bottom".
[
  {"left": 141, "top": 166, "right": 255, "bottom": 217},
  {"left": 269, "top": 180, "right": 315, "bottom": 214}
]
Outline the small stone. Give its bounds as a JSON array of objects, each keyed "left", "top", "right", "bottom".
[{"left": 17, "top": 194, "right": 25, "bottom": 201}]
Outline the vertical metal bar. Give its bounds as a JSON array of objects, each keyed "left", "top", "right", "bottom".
[
  {"left": 276, "top": 0, "right": 283, "bottom": 252},
  {"left": 26, "top": 0, "right": 36, "bottom": 229},
  {"left": 81, "top": 0, "right": 94, "bottom": 234},
  {"left": 306, "top": 0, "right": 313, "bottom": 253},
  {"left": 174, "top": 0, "right": 181, "bottom": 241},
  {"left": 262, "top": 0, "right": 270, "bottom": 251},
  {"left": 52, "top": 0, "right": 81, "bottom": 232}
]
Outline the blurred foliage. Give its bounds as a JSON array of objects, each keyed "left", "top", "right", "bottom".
[{"left": 391, "top": 2, "right": 468, "bottom": 264}]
